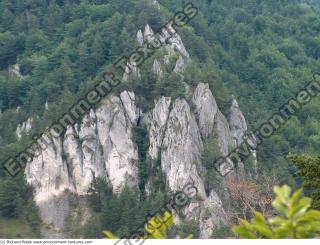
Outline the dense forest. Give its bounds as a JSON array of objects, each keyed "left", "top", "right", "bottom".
[{"left": 0, "top": 0, "right": 320, "bottom": 238}]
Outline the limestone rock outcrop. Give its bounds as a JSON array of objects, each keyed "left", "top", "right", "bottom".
[
  {"left": 24, "top": 22, "right": 257, "bottom": 239},
  {"left": 25, "top": 80, "right": 256, "bottom": 238},
  {"left": 142, "top": 96, "right": 171, "bottom": 160},
  {"left": 229, "top": 97, "right": 248, "bottom": 147},
  {"left": 8, "top": 64, "right": 23, "bottom": 79},
  {"left": 16, "top": 117, "right": 33, "bottom": 140},
  {"left": 25, "top": 94, "right": 139, "bottom": 231}
]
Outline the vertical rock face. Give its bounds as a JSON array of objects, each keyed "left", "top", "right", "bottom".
[
  {"left": 192, "top": 83, "right": 235, "bottom": 156},
  {"left": 161, "top": 99, "right": 206, "bottom": 198},
  {"left": 25, "top": 135, "right": 71, "bottom": 231},
  {"left": 173, "top": 55, "right": 186, "bottom": 73},
  {"left": 26, "top": 136, "right": 71, "bottom": 202},
  {"left": 192, "top": 83, "right": 218, "bottom": 139},
  {"left": 25, "top": 93, "right": 139, "bottom": 231},
  {"left": 25, "top": 83, "right": 255, "bottom": 237},
  {"left": 141, "top": 87, "right": 240, "bottom": 238},
  {"left": 142, "top": 97, "right": 171, "bottom": 160},
  {"left": 214, "top": 111, "right": 235, "bottom": 156},
  {"left": 24, "top": 24, "right": 257, "bottom": 238},
  {"left": 137, "top": 24, "right": 190, "bottom": 76},
  {"left": 168, "top": 32, "right": 190, "bottom": 61},
  {"left": 96, "top": 97, "right": 139, "bottom": 193},
  {"left": 8, "top": 64, "right": 23, "bottom": 79},
  {"left": 120, "top": 91, "right": 139, "bottom": 125},
  {"left": 143, "top": 24, "right": 155, "bottom": 42},
  {"left": 122, "top": 62, "right": 140, "bottom": 81},
  {"left": 78, "top": 110, "right": 106, "bottom": 194},
  {"left": 158, "top": 98, "right": 230, "bottom": 238},
  {"left": 153, "top": 59, "right": 163, "bottom": 77},
  {"left": 229, "top": 97, "right": 248, "bottom": 147},
  {"left": 16, "top": 117, "right": 33, "bottom": 140},
  {"left": 228, "top": 97, "right": 258, "bottom": 178},
  {"left": 63, "top": 126, "right": 84, "bottom": 193},
  {"left": 137, "top": 30, "right": 144, "bottom": 46},
  {"left": 199, "top": 190, "right": 227, "bottom": 238}
]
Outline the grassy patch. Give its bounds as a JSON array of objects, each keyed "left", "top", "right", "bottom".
[{"left": 0, "top": 218, "right": 34, "bottom": 238}]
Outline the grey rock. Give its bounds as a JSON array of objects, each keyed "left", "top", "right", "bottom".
[
  {"left": 144, "top": 24, "right": 155, "bottom": 43},
  {"left": 16, "top": 117, "right": 33, "bottom": 140},
  {"left": 192, "top": 83, "right": 218, "bottom": 139},
  {"left": 161, "top": 99, "right": 206, "bottom": 199},
  {"left": 25, "top": 92, "right": 140, "bottom": 231},
  {"left": 143, "top": 97, "right": 171, "bottom": 160},
  {"left": 199, "top": 190, "right": 228, "bottom": 238},
  {"left": 120, "top": 91, "right": 139, "bottom": 125},
  {"left": 214, "top": 110, "right": 235, "bottom": 156},
  {"left": 153, "top": 59, "right": 163, "bottom": 77},
  {"left": 228, "top": 97, "right": 248, "bottom": 147},
  {"left": 137, "top": 29, "right": 144, "bottom": 46},
  {"left": 174, "top": 55, "right": 186, "bottom": 73},
  {"left": 9, "top": 64, "right": 23, "bottom": 79},
  {"left": 122, "top": 62, "right": 140, "bottom": 82}
]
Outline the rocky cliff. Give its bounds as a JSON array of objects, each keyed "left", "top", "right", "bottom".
[{"left": 24, "top": 24, "right": 257, "bottom": 238}]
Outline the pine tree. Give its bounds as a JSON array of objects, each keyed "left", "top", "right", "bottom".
[
  {"left": 61, "top": 56, "right": 76, "bottom": 92},
  {"left": 91, "top": 33, "right": 105, "bottom": 68},
  {"left": 289, "top": 154, "right": 320, "bottom": 209}
]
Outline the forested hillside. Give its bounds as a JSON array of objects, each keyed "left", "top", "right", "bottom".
[{"left": 0, "top": 0, "right": 320, "bottom": 238}]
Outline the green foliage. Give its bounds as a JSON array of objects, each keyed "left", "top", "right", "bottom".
[
  {"left": 233, "top": 185, "right": 320, "bottom": 238},
  {"left": 203, "top": 138, "right": 221, "bottom": 170},
  {"left": 1, "top": 0, "right": 320, "bottom": 238},
  {"left": 133, "top": 211, "right": 174, "bottom": 239},
  {"left": 202, "top": 137, "right": 224, "bottom": 194},
  {"left": 0, "top": 218, "right": 40, "bottom": 239},
  {"left": 171, "top": 220, "right": 200, "bottom": 239},
  {"left": 1, "top": 1, "right": 319, "bottom": 184},
  {"left": 84, "top": 185, "right": 168, "bottom": 238},
  {"left": 103, "top": 211, "right": 193, "bottom": 239},
  {"left": 0, "top": 175, "right": 41, "bottom": 236},
  {"left": 83, "top": 215, "right": 102, "bottom": 239},
  {"left": 132, "top": 125, "right": 150, "bottom": 196},
  {"left": 99, "top": 188, "right": 147, "bottom": 237},
  {"left": 210, "top": 224, "right": 233, "bottom": 239},
  {"left": 289, "top": 154, "right": 320, "bottom": 209},
  {"left": 87, "top": 177, "right": 112, "bottom": 212}
]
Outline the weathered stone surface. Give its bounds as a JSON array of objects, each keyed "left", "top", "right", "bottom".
[
  {"left": 95, "top": 97, "right": 139, "bottom": 193},
  {"left": 78, "top": 110, "right": 106, "bottom": 194},
  {"left": 143, "top": 97, "right": 171, "bottom": 160},
  {"left": 25, "top": 135, "right": 71, "bottom": 230},
  {"left": 153, "top": 59, "right": 163, "bottom": 77},
  {"left": 24, "top": 24, "right": 258, "bottom": 238},
  {"left": 214, "top": 111, "right": 235, "bottom": 156},
  {"left": 137, "top": 29, "right": 144, "bottom": 45},
  {"left": 161, "top": 99, "right": 206, "bottom": 199},
  {"left": 228, "top": 97, "right": 248, "bottom": 147},
  {"left": 192, "top": 83, "right": 218, "bottom": 139},
  {"left": 122, "top": 62, "right": 140, "bottom": 81},
  {"left": 138, "top": 23, "right": 190, "bottom": 75},
  {"left": 120, "top": 91, "right": 139, "bottom": 125},
  {"left": 16, "top": 117, "right": 33, "bottom": 140},
  {"left": 199, "top": 190, "right": 228, "bottom": 238},
  {"left": 9, "top": 64, "right": 23, "bottom": 79},
  {"left": 174, "top": 55, "right": 186, "bottom": 73},
  {"left": 228, "top": 98, "right": 258, "bottom": 177},
  {"left": 168, "top": 30, "right": 190, "bottom": 61},
  {"left": 143, "top": 24, "right": 155, "bottom": 42},
  {"left": 25, "top": 92, "right": 140, "bottom": 231}
]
